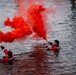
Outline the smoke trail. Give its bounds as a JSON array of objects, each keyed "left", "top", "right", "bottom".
[{"left": 27, "top": 4, "right": 46, "bottom": 40}]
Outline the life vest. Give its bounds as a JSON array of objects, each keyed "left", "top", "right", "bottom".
[
  {"left": 3, "top": 49, "right": 8, "bottom": 56},
  {"left": 1, "top": 57, "right": 15, "bottom": 63},
  {"left": 1, "top": 57, "right": 9, "bottom": 63},
  {"left": 51, "top": 45, "right": 59, "bottom": 51}
]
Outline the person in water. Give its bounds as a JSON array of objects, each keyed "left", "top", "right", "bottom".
[
  {"left": 0, "top": 45, "right": 14, "bottom": 65},
  {"left": 46, "top": 40, "right": 61, "bottom": 57},
  {"left": 1, "top": 45, "right": 8, "bottom": 57}
]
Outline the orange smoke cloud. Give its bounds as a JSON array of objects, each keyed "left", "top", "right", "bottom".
[
  {"left": 27, "top": 4, "right": 46, "bottom": 40},
  {"left": 0, "top": 16, "right": 32, "bottom": 42}
]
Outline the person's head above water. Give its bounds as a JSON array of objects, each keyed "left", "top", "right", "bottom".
[
  {"left": 0, "top": 45, "right": 5, "bottom": 50},
  {"left": 53, "top": 40, "right": 59, "bottom": 46}
]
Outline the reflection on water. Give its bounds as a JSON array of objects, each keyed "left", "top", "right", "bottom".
[
  {"left": 0, "top": 44, "right": 48, "bottom": 75},
  {"left": 29, "top": 44, "right": 48, "bottom": 75},
  {"left": 0, "top": 0, "right": 76, "bottom": 75}
]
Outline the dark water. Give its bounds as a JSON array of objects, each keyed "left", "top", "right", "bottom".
[{"left": 0, "top": 0, "right": 76, "bottom": 75}]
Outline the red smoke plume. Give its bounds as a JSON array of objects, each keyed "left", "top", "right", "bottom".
[
  {"left": 27, "top": 4, "right": 46, "bottom": 40},
  {"left": 0, "top": 16, "right": 32, "bottom": 42}
]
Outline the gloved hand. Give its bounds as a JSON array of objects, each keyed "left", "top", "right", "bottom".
[
  {"left": 46, "top": 46, "right": 48, "bottom": 48},
  {"left": 1, "top": 45, "right": 5, "bottom": 50},
  {"left": 46, "top": 46, "right": 50, "bottom": 51},
  {"left": 48, "top": 42, "right": 52, "bottom": 45}
]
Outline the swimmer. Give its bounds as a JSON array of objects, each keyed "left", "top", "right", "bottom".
[
  {"left": 0, "top": 46, "right": 14, "bottom": 65},
  {"left": 46, "top": 40, "right": 61, "bottom": 57}
]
